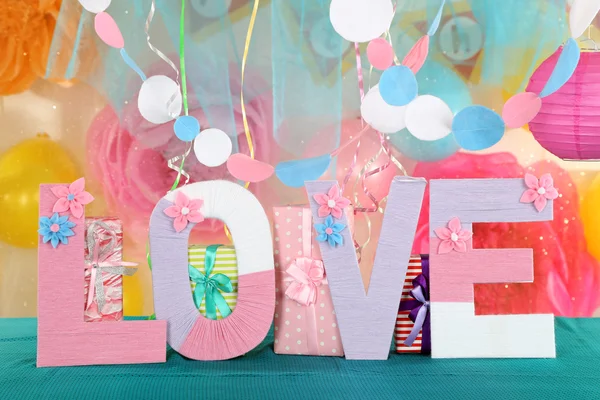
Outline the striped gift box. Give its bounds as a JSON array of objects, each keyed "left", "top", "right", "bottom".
[
  {"left": 395, "top": 255, "right": 426, "bottom": 353},
  {"left": 188, "top": 245, "right": 238, "bottom": 319}
]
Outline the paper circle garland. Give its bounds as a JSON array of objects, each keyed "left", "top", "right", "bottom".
[
  {"left": 149, "top": 181, "right": 275, "bottom": 360},
  {"left": 378, "top": 66, "right": 418, "bottom": 107},
  {"left": 174, "top": 116, "right": 200, "bottom": 142},
  {"left": 137, "top": 75, "right": 182, "bottom": 124},
  {"left": 502, "top": 92, "right": 542, "bottom": 129},
  {"left": 360, "top": 85, "right": 407, "bottom": 134},
  {"left": 452, "top": 106, "right": 505, "bottom": 151},
  {"left": 367, "top": 38, "right": 394, "bottom": 70},
  {"left": 193, "top": 128, "right": 233, "bottom": 167},
  {"left": 405, "top": 95, "right": 453, "bottom": 141},
  {"left": 79, "top": 0, "right": 111, "bottom": 13},
  {"left": 329, "top": 0, "right": 394, "bottom": 43},
  {"left": 94, "top": 12, "right": 124, "bottom": 49}
]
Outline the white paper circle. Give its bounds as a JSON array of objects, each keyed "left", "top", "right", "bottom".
[
  {"left": 329, "top": 0, "right": 394, "bottom": 43},
  {"left": 360, "top": 85, "right": 407, "bottom": 134},
  {"left": 405, "top": 95, "right": 454, "bottom": 141},
  {"left": 137, "top": 75, "right": 182, "bottom": 124},
  {"left": 191, "top": 0, "right": 232, "bottom": 18},
  {"left": 78, "top": 0, "right": 111, "bottom": 13},
  {"left": 194, "top": 128, "right": 233, "bottom": 167}
]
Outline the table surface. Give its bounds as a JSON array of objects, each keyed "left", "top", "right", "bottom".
[{"left": 0, "top": 317, "right": 598, "bottom": 400}]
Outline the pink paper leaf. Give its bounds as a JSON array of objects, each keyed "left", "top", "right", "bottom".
[
  {"left": 94, "top": 12, "right": 124, "bottom": 49},
  {"left": 226, "top": 153, "right": 274, "bottom": 183},
  {"left": 402, "top": 35, "right": 430, "bottom": 74}
]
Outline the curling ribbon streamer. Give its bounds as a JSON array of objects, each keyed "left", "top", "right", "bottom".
[{"left": 188, "top": 245, "right": 234, "bottom": 320}]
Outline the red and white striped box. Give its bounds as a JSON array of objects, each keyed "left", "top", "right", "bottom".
[{"left": 395, "top": 255, "right": 426, "bottom": 353}]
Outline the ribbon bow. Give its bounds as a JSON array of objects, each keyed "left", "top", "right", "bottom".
[
  {"left": 398, "top": 273, "right": 429, "bottom": 347},
  {"left": 188, "top": 244, "right": 233, "bottom": 320},
  {"left": 84, "top": 221, "right": 138, "bottom": 312},
  {"left": 285, "top": 257, "right": 327, "bottom": 306}
]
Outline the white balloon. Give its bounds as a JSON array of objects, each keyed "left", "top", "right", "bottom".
[
  {"left": 330, "top": 0, "right": 394, "bottom": 43},
  {"left": 137, "top": 75, "right": 182, "bottom": 125},
  {"left": 360, "top": 85, "right": 407, "bottom": 134},
  {"left": 405, "top": 95, "right": 453, "bottom": 141},
  {"left": 78, "top": 0, "right": 111, "bottom": 13},
  {"left": 569, "top": 0, "right": 600, "bottom": 39},
  {"left": 194, "top": 128, "right": 233, "bottom": 167}
]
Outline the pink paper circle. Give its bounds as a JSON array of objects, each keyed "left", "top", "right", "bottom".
[
  {"left": 94, "top": 12, "right": 124, "bottom": 49},
  {"left": 502, "top": 92, "right": 542, "bottom": 129},
  {"left": 367, "top": 38, "right": 395, "bottom": 70}
]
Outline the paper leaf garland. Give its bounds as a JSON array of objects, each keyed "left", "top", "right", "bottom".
[
  {"left": 305, "top": 177, "right": 426, "bottom": 359},
  {"left": 149, "top": 180, "right": 275, "bottom": 360},
  {"left": 37, "top": 184, "right": 166, "bottom": 367},
  {"left": 452, "top": 106, "right": 505, "bottom": 150},
  {"left": 360, "top": 85, "right": 408, "bottom": 134},
  {"left": 429, "top": 179, "right": 556, "bottom": 358},
  {"left": 539, "top": 38, "right": 580, "bottom": 98},
  {"left": 569, "top": 0, "right": 600, "bottom": 39},
  {"left": 329, "top": 0, "right": 394, "bottom": 43},
  {"left": 275, "top": 154, "right": 332, "bottom": 188},
  {"left": 226, "top": 154, "right": 275, "bottom": 182},
  {"left": 427, "top": 0, "right": 446, "bottom": 36}
]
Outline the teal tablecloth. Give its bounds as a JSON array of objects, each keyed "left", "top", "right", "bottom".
[{"left": 0, "top": 318, "right": 598, "bottom": 399}]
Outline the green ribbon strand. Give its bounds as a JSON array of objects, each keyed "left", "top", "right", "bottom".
[{"left": 188, "top": 244, "right": 233, "bottom": 320}]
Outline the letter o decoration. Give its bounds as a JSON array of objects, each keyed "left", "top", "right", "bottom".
[{"left": 149, "top": 180, "right": 275, "bottom": 360}]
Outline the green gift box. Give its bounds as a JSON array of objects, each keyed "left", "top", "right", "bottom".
[{"left": 188, "top": 245, "right": 238, "bottom": 320}]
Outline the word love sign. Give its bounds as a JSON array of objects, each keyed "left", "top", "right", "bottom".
[{"left": 37, "top": 176, "right": 556, "bottom": 367}]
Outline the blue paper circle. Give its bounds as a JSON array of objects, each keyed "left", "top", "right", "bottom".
[
  {"left": 452, "top": 106, "right": 505, "bottom": 151},
  {"left": 174, "top": 116, "right": 200, "bottom": 142},
  {"left": 378, "top": 65, "right": 418, "bottom": 106}
]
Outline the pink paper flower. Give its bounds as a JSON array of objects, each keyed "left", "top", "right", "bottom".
[
  {"left": 164, "top": 192, "right": 204, "bottom": 232},
  {"left": 51, "top": 177, "right": 94, "bottom": 218},
  {"left": 313, "top": 185, "right": 351, "bottom": 219},
  {"left": 434, "top": 217, "right": 473, "bottom": 254},
  {"left": 520, "top": 173, "right": 559, "bottom": 212}
]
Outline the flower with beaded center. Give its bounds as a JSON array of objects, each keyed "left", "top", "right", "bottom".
[
  {"left": 434, "top": 217, "right": 473, "bottom": 254},
  {"left": 313, "top": 185, "right": 351, "bottom": 219},
  {"left": 520, "top": 173, "right": 559, "bottom": 212},
  {"left": 164, "top": 191, "right": 205, "bottom": 232},
  {"left": 51, "top": 177, "right": 95, "bottom": 219},
  {"left": 314, "top": 215, "right": 346, "bottom": 247},
  {"left": 38, "top": 213, "right": 76, "bottom": 248}
]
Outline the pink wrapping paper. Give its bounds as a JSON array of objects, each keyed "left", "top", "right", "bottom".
[
  {"left": 273, "top": 206, "right": 353, "bottom": 356},
  {"left": 83, "top": 217, "right": 125, "bottom": 322}
]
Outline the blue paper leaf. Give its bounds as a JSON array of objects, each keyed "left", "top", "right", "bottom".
[
  {"left": 379, "top": 66, "right": 418, "bottom": 106},
  {"left": 427, "top": 0, "right": 446, "bottom": 36},
  {"left": 539, "top": 38, "right": 580, "bottom": 98},
  {"left": 275, "top": 153, "right": 332, "bottom": 188},
  {"left": 452, "top": 105, "right": 505, "bottom": 151}
]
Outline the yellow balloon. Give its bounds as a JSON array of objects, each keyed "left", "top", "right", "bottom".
[
  {"left": 0, "top": 134, "right": 79, "bottom": 247},
  {"left": 123, "top": 274, "right": 145, "bottom": 317},
  {"left": 581, "top": 174, "right": 600, "bottom": 262}
]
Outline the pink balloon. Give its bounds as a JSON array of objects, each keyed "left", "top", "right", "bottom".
[
  {"left": 502, "top": 92, "right": 542, "bottom": 129},
  {"left": 402, "top": 35, "right": 429, "bottom": 74},
  {"left": 367, "top": 38, "right": 395, "bottom": 70},
  {"left": 94, "top": 12, "right": 124, "bottom": 49}
]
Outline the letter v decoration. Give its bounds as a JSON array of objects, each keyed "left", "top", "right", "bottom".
[{"left": 305, "top": 177, "right": 426, "bottom": 359}]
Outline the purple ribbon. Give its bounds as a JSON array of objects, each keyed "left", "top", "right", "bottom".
[{"left": 398, "top": 255, "right": 430, "bottom": 353}]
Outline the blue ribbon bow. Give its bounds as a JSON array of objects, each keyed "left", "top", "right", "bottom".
[{"left": 188, "top": 244, "right": 233, "bottom": 320}]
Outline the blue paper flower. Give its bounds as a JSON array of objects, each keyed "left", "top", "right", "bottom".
[
  {"left": 38, "top": 213, "right": 76, "bottom": 248},
  {"left": 315, "top": 215, "right": 346, "bottom": 247}
]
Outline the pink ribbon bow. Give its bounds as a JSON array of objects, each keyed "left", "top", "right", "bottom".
[{"left": 285, "top": 257, "right": 327, "bottom": 306}]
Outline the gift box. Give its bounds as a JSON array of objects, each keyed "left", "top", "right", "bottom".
[
  {"left": 395, "top": 255, "right": 430, "bottom": 354},
  {"left": 188, "top": 244, "right": 238, "bottom": 320},
  {"left": 273, "top": 205, "right": 354, "bottom": 356},
  {"left": 83, "top": 218, "right": 138, "bottom": 322}
]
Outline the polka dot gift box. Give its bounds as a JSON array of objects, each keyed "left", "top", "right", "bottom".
[{"left": 272, "top": 205, "right": 354, "bottom": 356}]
